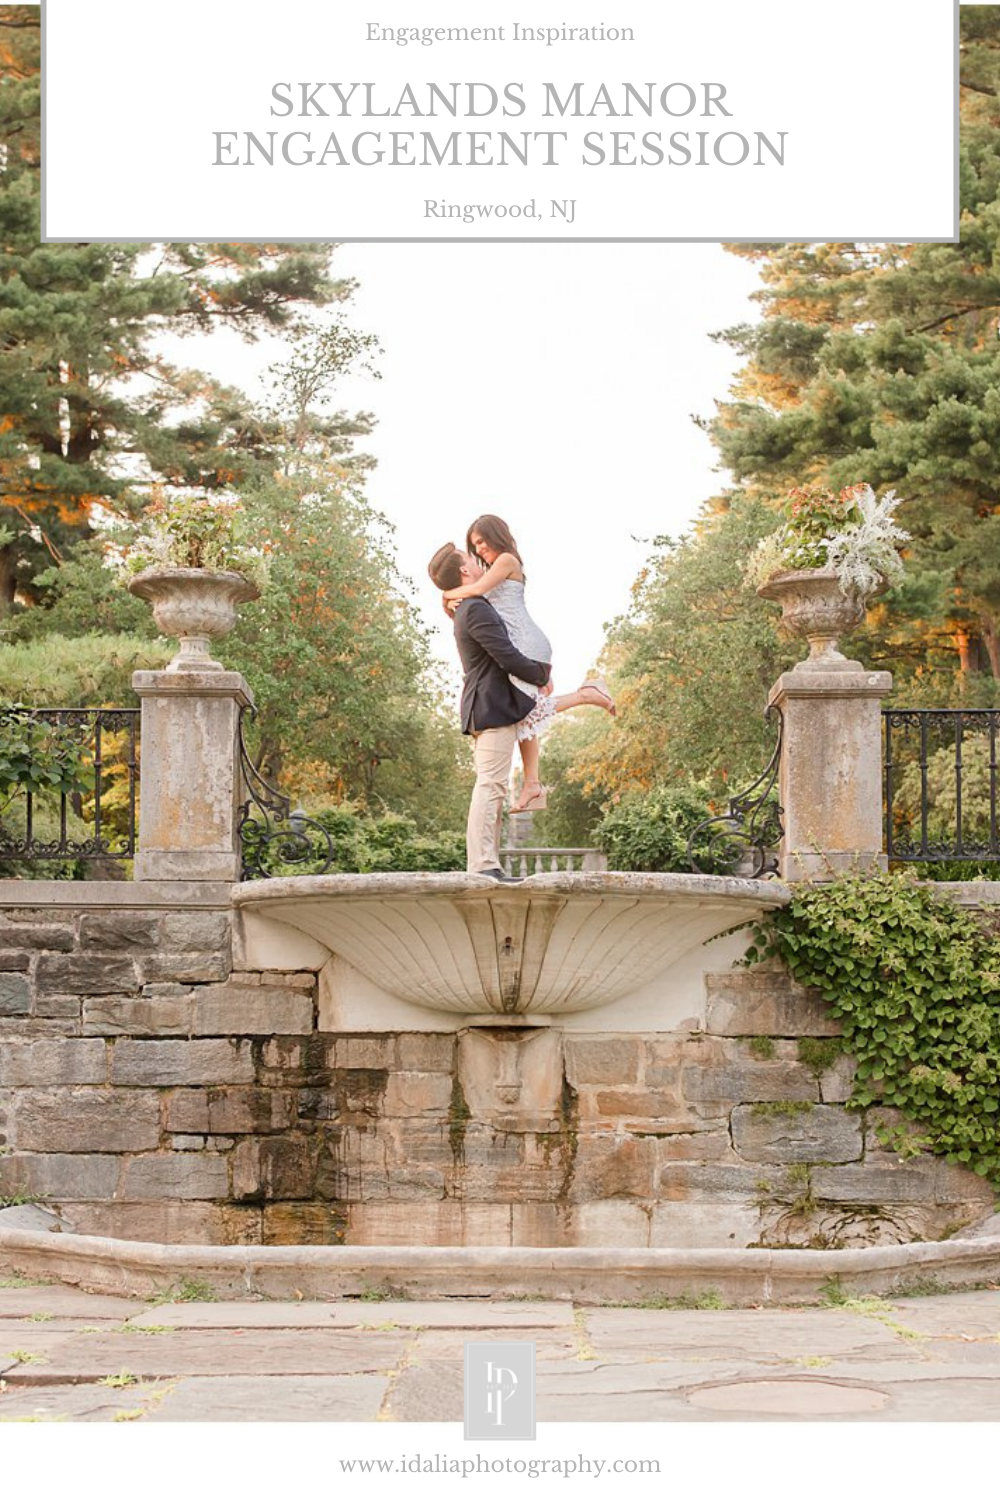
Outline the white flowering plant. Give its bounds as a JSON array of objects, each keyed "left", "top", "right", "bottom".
[
  {"left": 122, "top": 489, "right": 270, "bottom": 591},
  {"left": 744, "top": 483, "right": 909, "bottom": 598}
]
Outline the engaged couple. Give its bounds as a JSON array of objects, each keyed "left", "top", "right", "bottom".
[{"left": 428, "top": 515, "right": 616, "bottom": 882}]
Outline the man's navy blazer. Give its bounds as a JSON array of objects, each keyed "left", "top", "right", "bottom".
[{"left": 452, "top": 597, "right": 551, "bottom": 734}]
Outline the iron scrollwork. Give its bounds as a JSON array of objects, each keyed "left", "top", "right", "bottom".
[
  {"left": 0, "top": 706, "right": 139, "bottom": 863},
  {"left": 687, "top": 707, "right": 784, "bottom": 879},
  {"left": 237, "top": 705, "right": 335, "bottom": 880}
]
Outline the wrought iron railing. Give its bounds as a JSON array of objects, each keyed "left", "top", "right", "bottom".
[
  {"left": 237, "top": 706, "right": 335, "bottom": 880},
  {"left": 883, "top": 708, "right": 1000, "bottom": 862},
  {"left": 500, "top": 847, "right": 608, "bottom": 876},
  {"left": 686, "top": 707, "right": 784, "bottom": 878},
  {"left": 0, "top": 706, "right": 138, "bottom": 865}
]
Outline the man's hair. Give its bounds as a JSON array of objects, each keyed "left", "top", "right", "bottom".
[{"left": 428, "top": 542, "right": 464, "bottom": 592}]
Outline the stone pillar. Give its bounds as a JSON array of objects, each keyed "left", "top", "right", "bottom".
[
  {"left": 132, "top": 670, "right": 254, "bottom": 882},
  {"left": 768, "top": 661, "right": 892, "bottom": 881}
]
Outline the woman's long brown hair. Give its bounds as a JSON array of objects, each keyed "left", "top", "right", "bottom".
[{"left": 467, "top": 514, "right": 524, "bottom": 574}]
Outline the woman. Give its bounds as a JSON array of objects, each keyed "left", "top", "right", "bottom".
[{"left": 443, "top": 514, "right": 615, "bottom": 813}]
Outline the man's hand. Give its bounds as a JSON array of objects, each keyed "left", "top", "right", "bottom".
[
  {"left": 445, "top": 596, "right": 461, "bottom": 615},
  {"left": 539, "top": 679, "right": 553, "bottom": 697}
]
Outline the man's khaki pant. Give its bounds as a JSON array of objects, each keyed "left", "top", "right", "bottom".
[{"left": 466, "top": 723, "right": 518, "bottom": 873}]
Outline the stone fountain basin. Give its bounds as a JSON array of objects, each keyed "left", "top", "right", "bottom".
[{"left": 232, "top": 871, "right": 790, "bottom": 1017}]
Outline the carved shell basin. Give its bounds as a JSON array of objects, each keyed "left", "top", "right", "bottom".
[{"left": 232, "top": 872, "right": 790, "bottom": 1016}]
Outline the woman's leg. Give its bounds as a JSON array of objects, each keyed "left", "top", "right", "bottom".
[
  {"left": 553, "top": 682, "right": 616, "bottom": 714},
  {"left": 510, "top": 733, "right": 543, "bottom": 812}
]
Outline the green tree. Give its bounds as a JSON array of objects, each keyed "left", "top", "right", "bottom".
[
  {"left": 706, "top": 9, "right": 1000, "bottom": 685},
  {"left": 0, "top": 11, "right": 369, "bottom": 617},
  {"left": 226, "top": 471, "right": 470, "bottom": 827},
  {"left": 571, "top": 496, "right": 793, "bottom": 801}
]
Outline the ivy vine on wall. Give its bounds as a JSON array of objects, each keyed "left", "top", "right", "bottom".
[{"left": 746, "top": 872, "right": 1000, "bottom": 1184}]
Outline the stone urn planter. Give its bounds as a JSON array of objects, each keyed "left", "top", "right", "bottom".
[
  {"left": 128, "top": 566, "right": 260, "bottom": 672},
  {"left": 757, "top": 567, "right": 879, "bottom": 671}
]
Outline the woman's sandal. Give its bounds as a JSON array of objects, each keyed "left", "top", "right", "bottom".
[
  {"left": 510, "top": 784, "right": 549, "bottom": 814},
  {"left": 580, "top": 677, "right": 617, "bottom": 716}
]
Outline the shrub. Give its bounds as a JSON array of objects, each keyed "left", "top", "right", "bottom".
[{"left": 595, "top": 783, "right": 732, "bottom": 874}]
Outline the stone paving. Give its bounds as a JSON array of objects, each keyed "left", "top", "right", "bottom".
[{"left": 1, "top": 1279, "right": 1000, "bottom": 1421}]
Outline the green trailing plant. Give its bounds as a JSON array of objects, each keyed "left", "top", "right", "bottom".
[{"left": 746, "top": 870, "right": 1000, "bottom": 1183}]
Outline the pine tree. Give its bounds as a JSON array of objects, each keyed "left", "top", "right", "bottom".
[
  {"left": 0, "top": 10, "right": 364, "bottom": 615},
  {"left": 707, "top": 8, "right": 1000, "bottom": 683}
]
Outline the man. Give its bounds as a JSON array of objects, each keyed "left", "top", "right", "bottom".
[{"left": 428, "top": 542, "right": 551, "bottom": 882}]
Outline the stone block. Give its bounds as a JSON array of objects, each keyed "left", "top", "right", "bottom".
[
  {"left": 78, "top": 913, "right": 161, "bottom": 950},
  {"left": 82, "top": 993, "right": 195, "bottom": 1036},
  {"left": 655, "top": 1129, "right": 738, "bottom": 1162},
  {"left": 345, "top": 1200, "right": 512, "bottom": 1246},
  {"left": 453, "top": 1122, "right": 524, "bottom": 1170},
  {"left": 0, "top": 1038, "right": 107, "bottom": 1086},
  {"left": 0, "top": 1017, "right": 72, "bottom": 1038},
  {"left": 570, "top": 1200, "right": 651, "bottom": 1248},
  {"left": 705, "top": 969, "right": 841, "bottom": 1037},
  {"left": 171, "top": 1134, "right": 206, "bottom": 1150},
  {"left": 191, "top": 984, "right": 314, "bottom": 1037},
  {"left": 334, "top": 1036, "right": 394, "bottom": 1070},
  {"left": 119, "top": 1152, "right": 229, "bottom": 1200},
  {"left": 68, "top": 1200, "right": 225, "bottom": 1242},
  {"left": 262, "top": 1202, "right": 346, "bottom": 1245},
  {"left": 511, "top": 1203, "right": 573, "bottom": 1246},
  {"left": 160, "top": 910, "right": 231, "bottom": 952},
  {"left": 230, "top": 1138, "right": 315, "bottom": 1201},
  {"left": 137, "top": 953, "right": 230, "bottom": 984},
  {"left": 681, "top": 1063, "right": 819, "bottom": 1105},
  {"left": 731, "top": 1103, "right": 862, "bottom": 1163},
  {"left": 650, "top": 1202, "right": 761, "bottom": 1248},
  {"left": 591, "top": 1089, "right": 685, "bottom": 1119},
  {"left": 568, "top": 1135, "right": 657, "bottom": 1200},
  {"left": 933, "top": 1161, "right": 996, "bottom": 1206},
  {"left": 0, "top": 973, "right": 31, "bottom": 1016},
  {"left": 818, "top": 1053, "right": 857, "bottom": 1104},
  {"left": 810, "top": 1163, "right": 938, "bottom": 1205},
  {"left": 33, "top": 992, "right": 83, "bottom": 1019},
  {"left": 395, "top": 1033, "right": 455, "bottom": 1072},
  {"left": 259, "top": 970, "right": 315, "bottom": 991},
  {"left": 166, "top": 1086, "right": 296, "bottom": 1136},
  {"left": 564, "top": 1037, "right": 642, "bottom": 1086},
  {"left": 111, "top": 1038, "right": 254, "bottom": 1086},
  {"left": 0, "top": 952, "right": 30, "bottom": 971},
  {"left": 453, "top": 1161, "right": 565, "bottom": 1203},
  {"left": 644, "top": 1035, "right": 735, "bottom": 1086},
  {"left": 458, "top": 1029, "right": 563, "bottom": 1122},
  {"left": 387, "top": 1120, "right": 455, "bottom": 1169},
  {"left": 34, "top": 954, "right": 138, "bottom": 996},
  {"left": 0, "top": 922, "right": 74, "bottom": 951},
  {"left": 0, "top": 1151, "right": 120, "bottom": 1200},
  {"left": 387, "top": 1166, "right": 447, "bottom": 1200},
  {"left": 382, "top": 1070, "right": 454, "bottom": 1117},
  {"left": 658, "top": 1162, "right": 788, "bottom": 1201},
  {"left": 15, "top": 1088, "right": 162, "bottom": 1153}
]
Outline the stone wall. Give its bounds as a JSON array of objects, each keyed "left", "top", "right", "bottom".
[{"left": 0, "top": 885, "right": 992, "bottom": 1248}]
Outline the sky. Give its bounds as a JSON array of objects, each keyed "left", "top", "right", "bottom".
[{"left": 170, "top": 242, "right": 763, "bottom": 693}]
